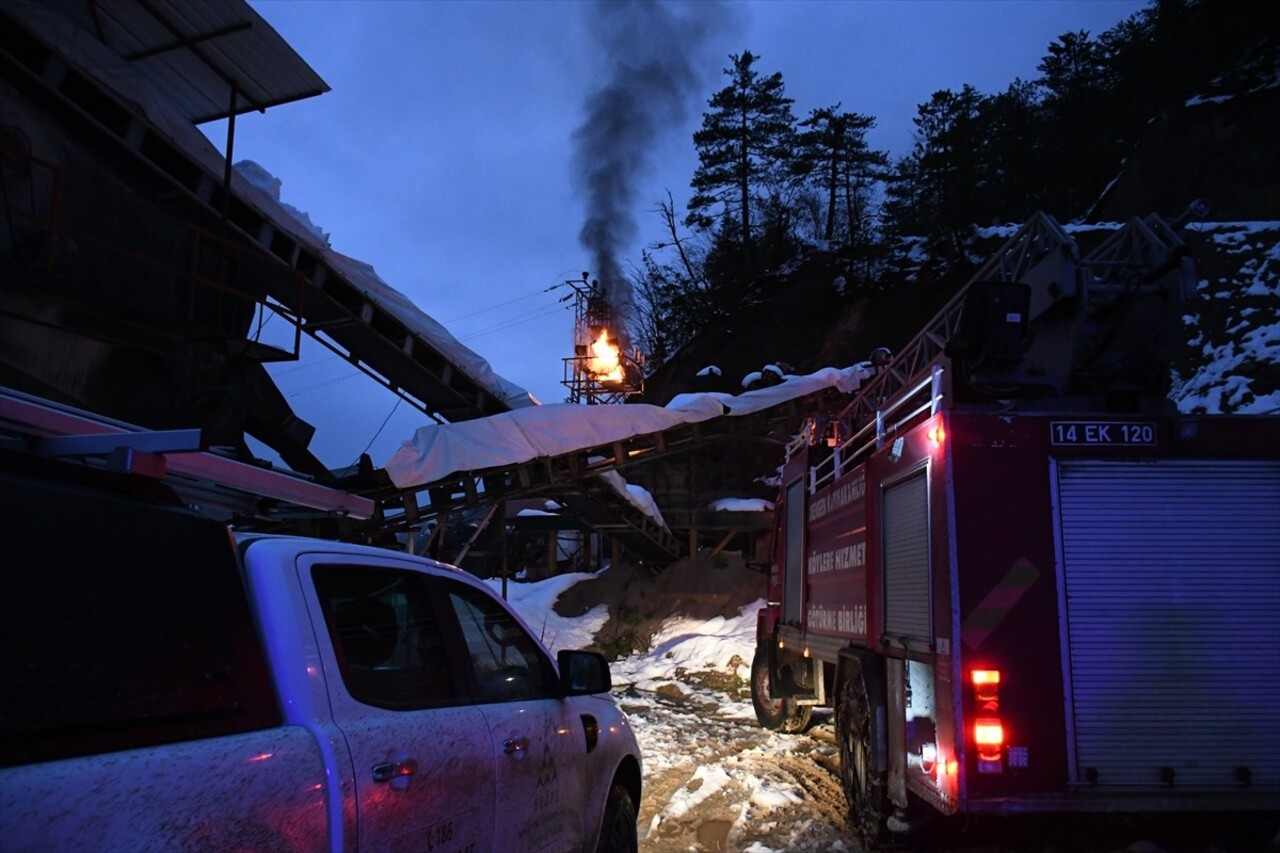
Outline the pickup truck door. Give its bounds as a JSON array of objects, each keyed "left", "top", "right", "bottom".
[
  {"left": 438, "top": 579, "right": 590, "bottom": 852},
  {"left": 300, "top": 557, "right": 496, "bottom": 853}
]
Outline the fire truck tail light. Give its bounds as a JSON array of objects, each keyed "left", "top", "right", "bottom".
[
  {"left": 975, "top": 719, "right": 1005, "bottom": 765},
  {"left": 971, "top": 669, "right": 1000, "bottom": 686},
  {"left": 927, "top": 424, "right": 945, "bottom": 444},
  {"left": 974, "top": 719, "right": 1004, "bottom": 746},
  {"left": 971, "top": 668, "right": 1001, "bottom": 703},
  {"left": 970, "top": 669, "right": 1005, "bottom": 768}
]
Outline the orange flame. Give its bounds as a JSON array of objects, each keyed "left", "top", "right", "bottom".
[{"left": 587, "top": 329, "right": 624, "bottom": 383}]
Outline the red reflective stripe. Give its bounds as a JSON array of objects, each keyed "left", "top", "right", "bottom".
[{"left": 961, "top": 558, "right": 1040, "bottom": 649}]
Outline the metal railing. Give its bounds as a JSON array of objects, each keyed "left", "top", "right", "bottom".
[{"left": 804, "top": 364, "right": 945, "bottom": 494}]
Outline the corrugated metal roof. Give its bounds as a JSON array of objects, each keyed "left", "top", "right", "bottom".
[{"left": 41, "top": 0, "right": 329, "bottom": 123}]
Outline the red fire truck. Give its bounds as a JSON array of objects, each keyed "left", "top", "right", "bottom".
[{"left": 750, "top": 212, "right": 1280, "bottom": 838}]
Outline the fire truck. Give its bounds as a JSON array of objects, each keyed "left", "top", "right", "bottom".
[{"left": 750, "top": 211, "right": 1280, "bottom": 837}]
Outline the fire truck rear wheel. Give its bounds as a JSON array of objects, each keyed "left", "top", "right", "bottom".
[
  {"left": 837, "top": 668, "right": 889, "bottom": 843},
  {"left": 750, "top": 647, "right": 811, "bottom": 733}
]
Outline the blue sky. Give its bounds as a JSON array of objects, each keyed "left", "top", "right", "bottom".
[{"left": 206, "top": 0, "right": 1144, "bottom": 469}]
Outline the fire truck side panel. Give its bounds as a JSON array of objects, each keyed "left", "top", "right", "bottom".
[
  {"left": 805, "top": 466, "right": 870, "bottom": 642},
  {"left": 1053, "top": 457, "right": 1280, "bottom": 793},
  {"left": 863, "top": 421, "right": 946, "bottom": 654}
]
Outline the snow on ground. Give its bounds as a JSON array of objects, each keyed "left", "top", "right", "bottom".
[
  {"left": 481, "top": 572, "right": 610, "bottom": 653},
  {"left": 611, "top": 599, "right": 760, "bottom": 696},
  {"left": 493, "top": 569, "right": 855, "bottom": 853},
  {"left": 1172, "top": 222, "right": 1280, "bottom": 415}
]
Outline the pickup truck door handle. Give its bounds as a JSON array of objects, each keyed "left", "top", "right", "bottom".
[
  {"left": 371, "top": 757, "right": 419, "bottom": 783},
  {"left": 502, "top": 736, "right": 529, "bottom": 757}
]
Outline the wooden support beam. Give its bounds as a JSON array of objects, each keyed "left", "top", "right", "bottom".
[{"left": 706, "top": 530, "right": 737, "bottom": 561}]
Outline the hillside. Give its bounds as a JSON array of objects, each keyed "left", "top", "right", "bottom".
[{"left": 637, "top": 29, "right": 1279, "bottom": 420}]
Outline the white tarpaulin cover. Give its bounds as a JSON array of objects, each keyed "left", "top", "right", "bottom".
[{"left": 385, "top": 364, "right": 870, "bottom": 488}]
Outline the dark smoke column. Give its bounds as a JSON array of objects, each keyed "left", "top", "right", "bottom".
[{"left": 571, "top": 0, "right": 727, "bottom": 342}]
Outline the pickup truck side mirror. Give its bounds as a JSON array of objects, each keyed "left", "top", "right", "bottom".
[{"left": 557, "top": 650, "right": 612, "bottom": 696}]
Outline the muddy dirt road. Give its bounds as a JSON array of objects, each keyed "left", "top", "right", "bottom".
[{"left": 621, "top": 689, "right": 856, "bottom": 853}]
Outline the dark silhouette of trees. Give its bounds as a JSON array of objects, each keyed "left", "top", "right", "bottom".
[
  {"left": 629, "top": 0, "right": 1272, "bottom": 374},
  {"left": 630, "top": 194, "right": 719, "bottom": 366}
]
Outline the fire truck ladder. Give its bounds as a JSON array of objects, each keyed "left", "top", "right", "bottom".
[{"left": 800, "top": 211, "right": 1192, "bottom": 491}]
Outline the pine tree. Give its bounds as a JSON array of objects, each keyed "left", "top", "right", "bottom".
[
  {"left": 687, "top": 51, "right": 797, "bottom": 268},
  {"left": 889, "top": 84, "right": 987, "bottom": 261},
  {"left": 792, "top": 104, "right": 888, "bottom": 246},
  {"left": 978, "top": 79, "right": 1046, "bottom": 221},
  {"left": 1036, "top": 30, "right": 1115, "bottom": 217}
]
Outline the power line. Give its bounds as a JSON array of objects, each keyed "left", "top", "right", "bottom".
[
  {"left": 352, "top": 396, "right": 403, "bottom": 469},
  {"left": 457, "top": 302, "right": 567, "bottom": 342},
  {"left": 272, "top": 351, "right": 341, "bottom": 377},
  {"left": 286, "top": 370, "right": 363, "bottom": 398},
  {"left": 440, "top": 281, "right": 564, "bottom": 324}
]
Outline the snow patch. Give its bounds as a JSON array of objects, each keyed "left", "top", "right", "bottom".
[
  {"left": 614, "top": 598, "right": 762, "bottom": 688},
  {"left": 710, "top": 497, "right": 775, "bottom": 512},
  {"left": 235, "top": 160, "right": 331, "bottom": 246},
  {"left": 660, "top": 764, "right": 734, "bottom": 822},
  {"left": 481, "top": 572, "right": 610, "bottom": 653}
]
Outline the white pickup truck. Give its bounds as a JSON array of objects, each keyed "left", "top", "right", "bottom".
[{"left": 0, "top": 449, "right": 642, "bottom": 852}]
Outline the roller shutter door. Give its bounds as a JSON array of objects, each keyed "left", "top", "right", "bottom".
[
  {"left": 1057, "top": 459, "right": 1280, "bottom": 791},
  {"left": 884, "top": 471, "right": 930, "bottom": 643}
]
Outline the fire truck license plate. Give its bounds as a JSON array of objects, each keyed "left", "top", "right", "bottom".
[{"left": 1050, "top": 421, "right": 1157, "bottom": 446}]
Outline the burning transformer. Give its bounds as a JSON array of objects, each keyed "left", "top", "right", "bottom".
[{"left": 562, "top": 273, "right": 644, "bottom": 404}]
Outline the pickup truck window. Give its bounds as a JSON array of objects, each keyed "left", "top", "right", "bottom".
[
  {"left": 312, "top": 566, "right": 458, "bottom": 710},
  {"left": 0, "top": 470, "right": 280, "bottom": 768},
  {"left": 444, "top": 581, "right": 556, "bottom": 702}
]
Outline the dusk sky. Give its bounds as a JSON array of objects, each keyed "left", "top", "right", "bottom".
[{"left": 205, "top": 0, "right": 1145, "bottom": 470}]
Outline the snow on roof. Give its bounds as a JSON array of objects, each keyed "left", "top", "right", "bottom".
[
  {"left": 11, "top": 0, "right": 328, "bottom": 125},
  {"left": 233, "top": 161, "right": 534, "bottom": 410},
  {"left": 385, "top": 363, "right": 871, "bottom": 489},
  {"left": 600, "top": 474, "right": 668, "bottom": 529},
  {"left": 320, "top": 251, "right": 535, "bottom": 409},
  {"left": 25, "top": 1, "right": 533, "bottom": 412}
]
